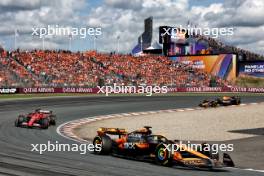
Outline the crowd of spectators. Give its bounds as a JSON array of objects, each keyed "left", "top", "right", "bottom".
[
  {"left": 93, "top": 53, "right": 228, "bottom": 87},
  {"left": 0, "top": 56, "right": 35, "bottom": 87},
  {"left": 0, "top": 50, "right": 230, "bottom": 88},
  {"left": 12, "top": 50, "right": 103, "bottom": 87}
]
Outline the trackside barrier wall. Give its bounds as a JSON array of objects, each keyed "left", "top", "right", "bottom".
[{"left": 1, "top": 87, "right": 264, "bottom": 94}]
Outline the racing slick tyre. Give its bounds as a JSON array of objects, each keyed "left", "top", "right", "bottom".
[
  {"left": 235, "top": 99, "right": 241, "bottom": 105},
  {"left": 93, "top": 135, "right": 112, "bottom": 155},
  {"left": 155, "top": 143, "right": 173, "bottom": 167},
  {"left": 40, "top": 118, "right": 49, "bottom": 129},
  {"left": 198, "top": 103, "right": 203, "bottom": 107},
  {"left": 200, "top": 143, "right": 219, "bottom": 160},
  {"left": 14, "top": 115, "right": 25, "bottom": 127},
  {"left": 49, "top": 115, "right": 56, "bottom": 125},
  {"left": 211, "top": 101, "right": 218, "bottom": 107},
  {"left": 14, "top": 119, "right": 19, "bottom": 127}
]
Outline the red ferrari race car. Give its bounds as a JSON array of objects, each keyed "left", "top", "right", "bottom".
[
  {"left": 14, "top": 109, "right": 56, "bottom": 129},
  {"left": 93, "top": 126, "right": 234, "bottom": 169}
]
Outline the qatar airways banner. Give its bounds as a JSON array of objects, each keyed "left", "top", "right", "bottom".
[
  {"left": 167, "top": 87, "right": 264, "bottom": 93},
  {"left": 19, "top": 87, "right": 99, "bottom": 93},
  {"left": 15, "top": 87, "right": 264, "bottom": 94}
]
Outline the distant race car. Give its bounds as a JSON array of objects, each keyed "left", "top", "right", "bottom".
[
  {"left": 216, "top": 96, "right": 241, "bottom": 106},
  {"left": 199, "top": 100, "right": 218, "bottom": 108},
  {"left": 199, "top": 96, "right": 241, "bottom": 108},
  {"left": 14, "top": 109, "right": 56, "bottom": 129},
  {"left": 93, "top": 126, "right": 234, "bottom": 169}
]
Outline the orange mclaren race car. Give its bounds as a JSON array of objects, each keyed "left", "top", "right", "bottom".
[
  {"left": 93, "top": 126, "right": 234, "bottom": 169},
  {"left": 199, "top": 96, "right": 241, "bottom": 108},
  {"left": 199, "top": 99, "right": 218, "bottom": 108}
]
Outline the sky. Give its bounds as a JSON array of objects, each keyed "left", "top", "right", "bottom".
[{"left": 0, "top": 0, "right": 263, "bottom": 55}]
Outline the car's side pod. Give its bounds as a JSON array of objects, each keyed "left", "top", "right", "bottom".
[{"left": 223, "top": 153, "right": 235, "bottom": 167}]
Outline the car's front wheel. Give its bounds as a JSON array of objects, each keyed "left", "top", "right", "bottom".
[
  {"left": 155, "top": 143, "right": 173, "bottom": 167},
  {"left": 40, "top": 118, "right": 49, "bottom": 129},
  {"left": 235, "top": 99, "right": 241, "bottom": 105},
  {"left": 49, "top": 115, "right": 56, "bottom": 125},
  {"left": 14, "top": 119, "right": 20, "bottom": 127},
  {"left": 211, "top": 101, "right": 218, "bottom": 107}
]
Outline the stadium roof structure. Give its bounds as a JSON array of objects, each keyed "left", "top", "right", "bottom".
[
  {"left": 143, "top": 41, "right": 162, "bottom": 55},
  {"left": 131, "top": 43, "right": 142, "bottom": 56},
  {"left": 132, "top": 16, "right": 153, "bottom": 56},
  {"left": 145, "top": 41, "right": 162, "bottom": 50},
  {"left": 132, "top": 41, "right": 162, "bottom": 56}
]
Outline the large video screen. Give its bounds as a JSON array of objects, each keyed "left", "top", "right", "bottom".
[
  {"left": 170, "top": 54, "right": 237, "bottom": 81},
  {"left": 238, "top": 61, "right": 264, "bottom": 77},
  {"left": 159, "top": 26, "right": 187, "bottom": 44}
]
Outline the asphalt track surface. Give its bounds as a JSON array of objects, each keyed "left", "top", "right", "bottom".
[{"left": 0, "top": 96, "right": 264, "bottom": 176}]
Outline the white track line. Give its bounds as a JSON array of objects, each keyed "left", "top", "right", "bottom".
[{"left": 227, "top": 167, "right": 264, "bottom": 173}]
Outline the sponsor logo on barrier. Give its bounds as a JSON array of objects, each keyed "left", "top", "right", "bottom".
[
  {"left": 23, "top": 88, "right": 55, "bottom": 93},
  {"left": 186, "top": 87, "right": 222, "bottom": 92},
  {"left": 0, "top": 88, "right": 17, "bottom": 94},
  {"left": 63, "top": 87, "right": 94, "bottom": 93}
]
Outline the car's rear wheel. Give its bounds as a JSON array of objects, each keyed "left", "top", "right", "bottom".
[
  {"left": 211, "top": 101, "right": 218, "bottom": 107},
  {"left": 198, "top": 103, "right": 204, "bottom": 107},
  {"left": 155, "top": 143, "right": 173, "bottom": 167},
  {"left": 200, "top": 143, "right": 219, "bottom": 160},
  {"left": 41, "top": 118, "right": 49, "bottom": 129},
  {"left": 93, "top": 135, "right": 112, "bottom": 154}
]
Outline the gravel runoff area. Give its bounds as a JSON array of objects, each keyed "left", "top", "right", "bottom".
[{"left": 74, "top": 104, "right": 264, "bottom": 141}]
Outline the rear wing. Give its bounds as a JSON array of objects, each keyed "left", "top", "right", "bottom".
[{"left": 97, "top": 127, "right": 127, "bottom": 135}]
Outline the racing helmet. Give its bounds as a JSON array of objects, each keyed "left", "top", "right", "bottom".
[{"left": 35, "top": 108, "right": 41, "bottom": 113}]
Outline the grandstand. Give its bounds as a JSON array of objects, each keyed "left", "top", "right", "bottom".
[{"left": 0, "top": 50, "right": 230, "bottom": 88}]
